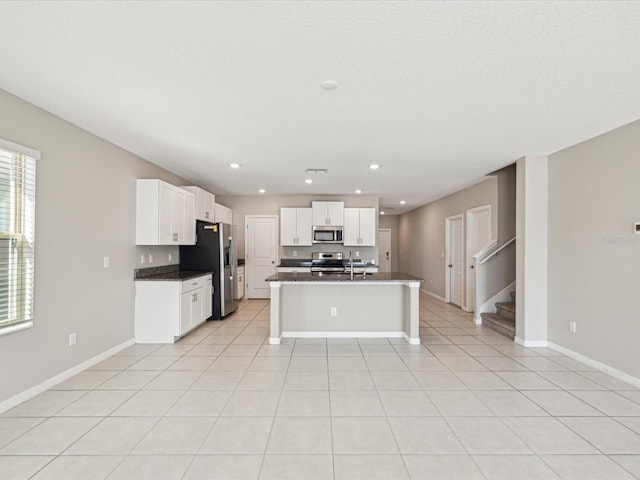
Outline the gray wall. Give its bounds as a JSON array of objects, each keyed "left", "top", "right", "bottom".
[
  {"left": 397, "top": 165, "right": 516, "bottom": 298},
  {"left": 0, "top": 89, "right": 187, "bottom": 404},
  {"left": 378, "top": 215, "right": 399, "bottom": 272},
  {"left": 218, "top": 194, "right": 379, "bottom": 263},
  {"left": 548, "top": 119, "right": 640, "bottom": 377}
]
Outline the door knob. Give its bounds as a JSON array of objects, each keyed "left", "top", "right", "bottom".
[{"left": 448, "top": 264, "right": 452, "bottom": 268}]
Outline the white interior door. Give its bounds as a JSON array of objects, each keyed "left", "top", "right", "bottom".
[
  {"left": 466, "top": 205, "right": 492, "bottom": 311},
  {"left": 446, "top": 215, "right": 464, "bottom": 307},
  {"left": 378, "top": 229, "right": 391, "bottom": 272},
  {"left": 245, "top": 216, "right": 278, "bottom": 299}
]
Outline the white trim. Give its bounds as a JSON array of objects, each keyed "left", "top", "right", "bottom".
[
  {"left": 420, "top": 288, "right": 446, "bottom": 303},
  {"left": 514, "top": 337, "right": 548, "bottom": 348},
  {"left": 0, "top": 138, "right": 41, "bottom": 160},
  {"left": 282, "top": 331, "right": 406, "bottom": 339},
  {"left": 403, "top": 333, "right": 421, "bottom": 345},
  {"left": 0, "top": 320, "right": 33, "bottom": 337},
  {"left": 547, "top": 342, "right": 640, "bottom": 389},
  {"left": 466, "top": 204, "right": 492, "bottom": 311},
  {"left": 444, "top": 214, "right": 464, "bottom": 307},
  {"left": 0, "top": 338, "right": 135, "bottom": 414},
  {"left": 269, "top": 336, "right": 282, "bottom": 345}
]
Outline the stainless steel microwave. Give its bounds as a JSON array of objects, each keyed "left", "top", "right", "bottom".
[{"left": 312, "top": 226, "right": 343, "bottom": 244}]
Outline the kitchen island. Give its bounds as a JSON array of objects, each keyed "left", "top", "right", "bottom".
[{"left": 265, "top": 272, "right": 423, "bottom": 344}]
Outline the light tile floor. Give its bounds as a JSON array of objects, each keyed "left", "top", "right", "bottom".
[{"left": 2, "top": 293, "right": 640, "bottom": 479}]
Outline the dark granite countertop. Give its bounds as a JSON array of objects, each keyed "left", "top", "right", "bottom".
[
  {"left": 278, "top": 259, "right": 312, "bottom": 267},
  {"left": 134, "top": 265, "right": 212, "bottom": 281},
  {"left": 265, "top": 272, "right": 423, "bottom": 283},
  {"left": 136, "top": 270, "right": 213, "bottom": 281}
]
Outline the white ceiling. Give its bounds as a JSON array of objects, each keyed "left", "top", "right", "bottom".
[{"left": 1, "top": 1, "right": 640, "bottom": 214}]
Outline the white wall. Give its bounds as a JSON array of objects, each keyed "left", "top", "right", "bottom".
[
  {"left": 0, "top": 89, "right": 187, "bottom": 404},
  {"left": 548, "top": 119, "right": 640, "bottom": 377},
  {"left": 217, "top": 194, "right": 379, "bottom": 262}
]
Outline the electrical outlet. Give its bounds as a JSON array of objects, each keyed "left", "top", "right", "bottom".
[
  {"left": 293, "top": 251, "right": 297, "bottom": 257},
  {"left": 569, "top": 321, "right": 577, "bottom": 333},
  {"left": 68, "top": 332, "right": 77, "bottom": 346},
  {"left": 355, "top": 251, "right": 360, "bottom": 257},
  {"left": 330, "top": 307, "right": 337, "bottom": 316},
  {"left": 168, "top": 253, "right": 173, "bottom": 262},
  {"left": 140, "top": 255, "right": 145, "bottom": 264},
  {"left": 103, "top": 256, "right": 110, "bottom": 268},
  {"left": 148, "top": 254, "right": 153, "bottom": 263}
]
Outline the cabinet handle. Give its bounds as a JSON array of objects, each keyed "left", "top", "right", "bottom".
[
  {"left": 192, "top": 293, "right": 197, "bottom": 302},
  {"left": 173, "top": 233, "right": 178, "bottom": 241},
  {"left": 205, "top": 212, "right": 209, "bottom": 219}
]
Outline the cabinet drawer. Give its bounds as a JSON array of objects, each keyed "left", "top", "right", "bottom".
[{"left": 180, "top": 274, "right": 212, "bottom": 293}]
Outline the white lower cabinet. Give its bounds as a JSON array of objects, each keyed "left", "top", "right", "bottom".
[
  {"left": 135, "top": 273, "right": 212, "bottom": 343},
  {"left": 235, "top": 266, "right": 245, "bottom": 299}
]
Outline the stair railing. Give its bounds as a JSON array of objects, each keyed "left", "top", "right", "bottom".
[{"left": 471, "top": 237, "right": 516, "bottom": 324}]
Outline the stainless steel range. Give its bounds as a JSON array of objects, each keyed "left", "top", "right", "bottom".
[{"left": 311, "top": 252, "right": 346, "bottom": 274}]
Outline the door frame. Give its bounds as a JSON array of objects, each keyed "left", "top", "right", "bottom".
[
  {"left": 465, "top": 204, "right": 492, "bottom": 312},
  {"left": 445, "top": 213, "right": 465, "bottom": 307},
  {"left": 245, "top": 215, "right": 279, "bottom": 299},
  {"left": 377, "top": 228, "right": 392, "bottom": 272}
]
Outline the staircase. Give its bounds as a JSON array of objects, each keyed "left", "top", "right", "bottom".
[{"left": 480, "top": 291, "right": 515, "bottom": 339}]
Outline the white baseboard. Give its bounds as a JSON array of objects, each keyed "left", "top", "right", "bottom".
[
  {"left": 420, "top": 289, "right": 446, "bottom": 303},
  {"left": 0, "top": 338, "right": 135, "bottom": 414},
  {"left": 402, "top": 333, "right": 421, "bottom": 345},
  {"left": 282, "top": 331, "right": 406, "bottom": 339},
  {"left": 514, "top": 337, "right": 548, "bottom": 347},
  {"left": 269, "top": 336, "right": 282, "bottom": 345},
  {"left": 547, "top": 342, "right": 640, "bottom": 389}
]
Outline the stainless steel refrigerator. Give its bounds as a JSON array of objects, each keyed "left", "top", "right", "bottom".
[{"left": 180, "top": 221, "right": 238, "bottom": 319}]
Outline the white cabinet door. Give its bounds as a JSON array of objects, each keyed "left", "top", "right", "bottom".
[
  {"left": 183, "top": 192, "right": 196, "bottom": 245},
  {"left": 281, "top": 208, "right": 312, "bottom": 246},
  {"left": 327, "top": 202, "right": 344, "bottom": 226},
  {"left": 137, "top": 179, "right": 196, "bottom": 245},
  {"left": 343, "top": 208, "right": 360, "bottom": 246},
  {"left": 179, "top": 290, "right": 193, "bottom": 335},
  {"left": 183, "top": 186, "right": 215, "bottom": 222},
  {"left": 296, "top": 208, "right": 313, "bottom": 245},
  {"left": 359, "top": 208, "right": 376, "bottom": 246},
  {"left": 343, "top": 208, "right": 377, "bottom": 246},
  {"left": 235, "top": 266, "right": 245, "bottom": 299},
  {"left": 203, "top": 281, "right": 212, "bottom": 320},
  {"left": 158, "top": 182, "right": 173, "bottom": 244},
  {"left": 280, "top": 208, "right": 298, "bottom": 246},
  {"left": 312, "top": 202, "right": 344, "bottom": 226},
  {"left": 312, "top": 202, "right": 327, "bottom": 226},
  {"left": 214, "top": 203, "right": 233, "bottom": 225}
]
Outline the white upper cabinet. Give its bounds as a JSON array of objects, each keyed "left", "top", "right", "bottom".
[
  {"left": 280, "top": 208, "right": 312, "bottom": 246},
  {"left": 312, "top": 201, "right": 344, "bottom": 226},
  {"left": 214, "top": 202, "right": 233, "bottom": 225},
  {"left": 182, "top": 186, "right": 215, "bottom": 222},
  {"left": 343, "top": 208, "right": 376, "bottom": 246},
  {"left": 136, "top": 179, "right": 196, "bottom": 245}
]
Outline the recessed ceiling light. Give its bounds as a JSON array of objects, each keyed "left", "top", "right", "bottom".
[
  {"left": 230, "top": 163, "right": 240, "bottom": 169},
  {"left": 380, "top": 211, "right": 385, "bottom": 215},
  {"left": 369, "top": 164, "right": 379, "bottom": 170},
  {"left": 305, "top": 179, "right": 313, "bottom": 184},
  {"left": 355, "top": 189, "right": 362, "bottom": 194},
  {"left": 400, "top": 200, "right": 406, "bottom": 205},
  {"left": 320, "top": 80, "right": 338, "bottom": 90},
  {"left": 258, "top": 188, "right": 265, "bottom": 194}
]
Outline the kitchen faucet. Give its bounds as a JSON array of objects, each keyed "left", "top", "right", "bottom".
[{"left": 348, "top": 250, "right": 354, "bottom": 280}]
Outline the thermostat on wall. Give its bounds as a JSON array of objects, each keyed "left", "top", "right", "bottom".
[{"left": 635, "top": 222, "right": 640, "bottom": 235}]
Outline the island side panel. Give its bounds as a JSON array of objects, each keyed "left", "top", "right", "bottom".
[
  {"left": 403, "top": 282, "right": 421, "bottom": 344},
  {"left": 280, "top": 283, "right": 404, "bottom": 334},
  {"left": 269, "top": 282, "right": 282, "bottom": 344}
]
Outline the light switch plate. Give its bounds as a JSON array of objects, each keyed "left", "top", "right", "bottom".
[{"left": 103, "top": 256, "right": 110, "bottom": 268}]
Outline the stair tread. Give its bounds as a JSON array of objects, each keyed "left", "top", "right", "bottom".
[
  {"left": 481, "top": 312, "right": 515, "bottom": 327},
  {"left": 495, "top": 302, "right": 515, "bottom": 312}
]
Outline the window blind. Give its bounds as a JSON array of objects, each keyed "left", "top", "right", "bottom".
[{"left": 0, "top": 140, "right": 37, "bottom": 333}]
